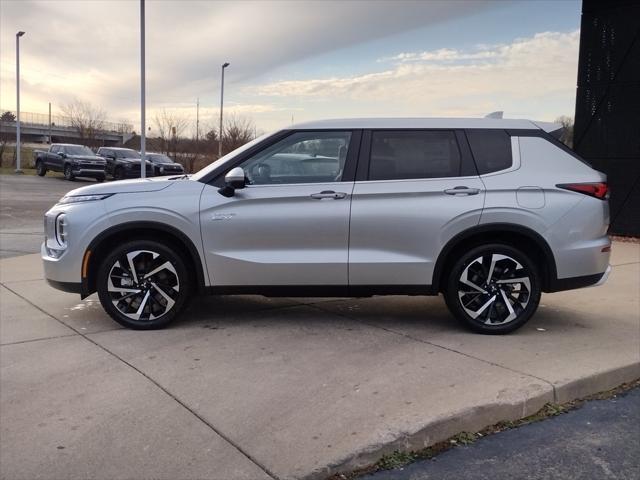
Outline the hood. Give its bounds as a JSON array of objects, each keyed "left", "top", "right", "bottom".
[{"left": 64, "top": 176, "right": 179, "bottom": 196}]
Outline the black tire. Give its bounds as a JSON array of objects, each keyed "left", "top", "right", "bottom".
[
  {"left": 114, "top": 167, "right": 125, "bottom": 180},
  {"left": 63, "top": 164, "right": 75, "bottom": 181},
  {"left": 96, "top": 239, "right": 191, "bottom": 329},
  {"left": 96, "top": 176, "right": 105, "bottom": 183},
  {"left": 36, "top": 161, "right": 47, "bottom": 176},
  {"left": 443, "top": 243, "right": 541, "bottom": 334}
]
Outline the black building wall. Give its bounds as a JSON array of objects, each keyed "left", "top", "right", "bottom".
[{"left": 574, "top": 0, "right": 640, "bottom": 235}]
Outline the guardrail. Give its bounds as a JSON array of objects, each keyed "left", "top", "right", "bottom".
[{"left": 0, "top": 110, "right": 133, "bottom": 134}]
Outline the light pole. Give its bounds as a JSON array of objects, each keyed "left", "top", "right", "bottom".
[
  {"left": 15, "top": 31, "right": 25, "bottom": 174},
  {"left": 140, "top": 0, "right": 146, "bottom": 179},
  {"left": 218, "top": 62, "right": 229, "bottom": 158}
]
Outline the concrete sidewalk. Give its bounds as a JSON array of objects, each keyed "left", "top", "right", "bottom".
[{"left": 1, "top": 243, "right": 638, "bottom": 480}]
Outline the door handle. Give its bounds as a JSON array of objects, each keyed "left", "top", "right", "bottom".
[
  {"left": 444, "top": 186, "right": 480, "bottom": 196},
  {"left": 310, "top": 190, "right": 347, "bottom": 200}
]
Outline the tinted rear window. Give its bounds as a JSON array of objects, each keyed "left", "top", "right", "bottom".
[
  {"left": 369, "top": 130, "right": 462, "bottom": 180},
  {"left": 466, "top": 129, "right": 513, "bottom": 174}
]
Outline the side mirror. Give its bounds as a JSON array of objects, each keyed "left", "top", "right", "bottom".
[
  {"left": 59, "top": 152, "right": 67, "bottom": 158},
  {"left": 218, "top": 167, "right": 246, "bottom": 197}
]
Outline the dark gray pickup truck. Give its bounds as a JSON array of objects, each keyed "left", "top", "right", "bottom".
[{"left": 34, "top": 143, "right": 106, "bottom": 182}]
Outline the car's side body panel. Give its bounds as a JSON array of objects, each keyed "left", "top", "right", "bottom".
[
  {"left": 349, "top": 176, "right": 485, "bottom": 285},
  {"left": 199, "top": 181, "right": 353, "bottom": 285}
]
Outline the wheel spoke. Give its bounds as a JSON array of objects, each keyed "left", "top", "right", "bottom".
[
  {"left": 131, "top": 290, "right": 151, "bottom": 321},
  {"left": 150, "top": 282, "right": 176, "bottom": 311},
  {"left": 468, "top": 294, "right": 496, "bottom": 319},
  {"left": 143, "top": 261, "right": 177, "bottom": 280},
  {"left": 499, "top": 289, "right": 517, "bottom": 323}
]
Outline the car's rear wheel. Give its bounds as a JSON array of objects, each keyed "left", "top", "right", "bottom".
[
  {"left": 96, "top": 240, "right": 191, "bottom": 329},
  {"left": 444, "top": 244, "right": 541, "bottom": 334},
  {"left": 63, "top": 164, "right": 75, "bottom": 181},
  {"left": 36, "top": 161, "right": 47, "bottom": 176}
]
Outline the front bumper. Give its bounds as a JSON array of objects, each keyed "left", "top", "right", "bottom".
[
  {"left": 71, "top": 167, "right": 105, "bottom": 178},
  {"left": 123, "top": 167, "right": 154, "bottom": 178},
  {"left": 46, "top": 278, "right": 82, "bottom": 294}
]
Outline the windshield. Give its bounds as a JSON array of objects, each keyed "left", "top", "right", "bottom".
[
  {"left": 147, "top": 154, "right": 173, "bottom": 164},
  {"left": 64, "top": 145, "right": 95, "bottom": 156},
  {"left": 191, "top": 131, "right": 276, "bottom": 181},
  {"left": 115, "top": 149, "right": 141, "bottom": 159}
]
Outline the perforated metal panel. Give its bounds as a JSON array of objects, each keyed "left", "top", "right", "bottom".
[{"left": 574, "top": 0, "right": 640, "bottom": 235}]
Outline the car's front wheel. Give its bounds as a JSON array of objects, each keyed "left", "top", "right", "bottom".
[
  {"left": 96, "top": 240, "right": 191, "bottom": 329},
  {"left": 36, "top": 160, "right": 47, "bottom": 176},
  {"left": 63, "top": 164, "right": 75, "bottom": 181},
  {"left": 444, "top": 244, "right": 541, "bottom": 334},
  {"left": 114, "top": 167, "right": 125, "bottom": 180}
]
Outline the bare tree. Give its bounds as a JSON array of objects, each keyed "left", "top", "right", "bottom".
[
  {"left": 152, "top": 109, "right": 190, "bottom": 155},
  {"left": 61, "top": 100, "right": 107, "bottom": 146},
  {"left": 0, "top": 111, "right": 16, "bottom": 163},
  {"left": 554, "top": 115, "right": 574, "bottom": 148},
  {"left": 221, "top": 114, "right": 256, "bottom": 156}
]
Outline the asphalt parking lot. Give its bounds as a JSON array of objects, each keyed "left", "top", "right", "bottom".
[
  {"left": 1, "top": 174, "right": 639, "bottom": 480},
  {"left": 0, "top": 174, "right": 97, "bottom": 258}
]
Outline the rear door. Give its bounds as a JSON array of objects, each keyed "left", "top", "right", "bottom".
[
  {"left": 348, "top": 129, "right": 485, "bottom": 288},
  {"left": 199, "top": 130, "right": 360, "bottom": 287},
  {"left": 47, "top": 145, "right": 62, "bottom": 170}
]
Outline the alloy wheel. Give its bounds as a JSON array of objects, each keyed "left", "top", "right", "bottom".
[
  {"left": 107, "top": 249, "right": 180, "bottom": 321},
  {"left": 457, "top": 253, "right": 531, "bottom": 325}
]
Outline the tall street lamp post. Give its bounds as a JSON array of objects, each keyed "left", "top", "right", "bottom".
[
  {"left": 15, "top": 31, "right": 25, "bottom": 174},
  {"left": 218, "top": 62, "right": 229, "bottom": 158},
  {"left": 140, "top": 0, "right": 146, "bottom": 179}
]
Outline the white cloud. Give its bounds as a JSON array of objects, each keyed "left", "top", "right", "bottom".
[{"left": 255, "top": 31, "right": 580, "bottom": 120}]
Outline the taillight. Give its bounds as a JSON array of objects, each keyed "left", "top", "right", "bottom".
[{"left": 557, "top": 182, "right": 609, "bottom": 200}]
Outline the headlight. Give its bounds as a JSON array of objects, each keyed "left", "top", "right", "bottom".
[
  {"left": 57, "top": 194, "right": 113, "bottom": 205},
  {"left": 55, "top": 213, "right": 68, "bottom": 248}
]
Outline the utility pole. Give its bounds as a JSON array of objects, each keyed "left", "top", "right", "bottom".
[
  {"left": 15, "top": 31, "right": 25, "bottom": 174},
  {"left": 196, "top": 98, "right": 200, "bottom": 144},
  {"left": 48, "top": 102, "right": 52, "bottom": 144},
  {"left": 218, "top": 62, "right": 229, "bottom": 158},
  {"left": 139, "top": 0, "right": 146, "bottom": 179}
]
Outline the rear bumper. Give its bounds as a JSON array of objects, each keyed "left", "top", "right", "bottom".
[{"left": 546, "top": 266, "right": 610, "bottom": 292}]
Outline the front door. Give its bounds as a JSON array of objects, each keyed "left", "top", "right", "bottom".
[{"left": 199, "top": 130, "right": 357, "bottom": 286}]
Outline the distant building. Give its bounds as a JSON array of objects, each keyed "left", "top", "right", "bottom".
[{"left": 574, "top": 0, "right": 640, "bottom": 235}]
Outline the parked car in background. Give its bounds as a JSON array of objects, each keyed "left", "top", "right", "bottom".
[
  {"left": 43, "top": 118, "right": 611, "bottom": 334},
  {"left": 34, "top": 144, "right": 106, "bottom": 182},
  {"left": 97, "top": 147, "right": 153, "bottom": 180},
  {"left": 143, "top": 152, "right": 185, "bottom": 176}
]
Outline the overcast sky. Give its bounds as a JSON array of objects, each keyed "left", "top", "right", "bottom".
[{"left": 0, "top": 0, "right": 582, "bottom": 134}]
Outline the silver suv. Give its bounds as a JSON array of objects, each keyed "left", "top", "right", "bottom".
[{"left": 42, "top": 118, "right": 611, "bottom": 334}]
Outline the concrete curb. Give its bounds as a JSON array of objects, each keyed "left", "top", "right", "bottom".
[{"left": 309, "top": 362, "right": 640, "bottom": 480}]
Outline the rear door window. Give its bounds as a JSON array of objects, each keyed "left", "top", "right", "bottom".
[
  {"left": 466, "top": 129, "right": 513, "bottom": 174},
  {"left": 368, "top": 130, "right": 462, "bottom": 180}
]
